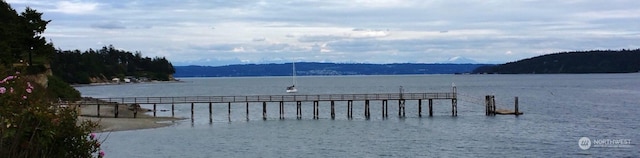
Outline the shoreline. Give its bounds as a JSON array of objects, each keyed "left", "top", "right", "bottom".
[
  {"left": 79, "top": 116, "right": 183, "bottom": 133},
  {"left": 74, "top": 98, "right": 185, "bottom": 133},
  {"left": 72, "top": 80, "right": 182, "bottom": 87}
]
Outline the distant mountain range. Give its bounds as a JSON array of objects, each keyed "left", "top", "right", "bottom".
[{"left": 174, "top": 63, "right": 488, "bottom": 77}]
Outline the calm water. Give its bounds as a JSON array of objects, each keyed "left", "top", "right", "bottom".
[{"left": 75, "top": 74, "right": 640, "bottom": 157}]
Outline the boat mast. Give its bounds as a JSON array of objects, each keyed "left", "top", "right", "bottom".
[{"left": 292, "top": 61, "right": 296, "bottom": 86}]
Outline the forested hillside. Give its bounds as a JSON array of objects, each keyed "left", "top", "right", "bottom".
[
  {"left": 473, "top": 49, "right": 640, "bottom": 74},
  {"left": 51, "top": 45, "right": 175, "bottom": 84}
]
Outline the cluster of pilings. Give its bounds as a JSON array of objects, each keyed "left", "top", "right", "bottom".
[
  {"left": 485, "top": 95, "right": 522, "bottom": 116},
  {"left": 485, "top": 95, "right": 496, "bottom": 116}
]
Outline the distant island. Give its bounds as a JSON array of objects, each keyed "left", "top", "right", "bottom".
[
  {"left": 473, "top": 49, "right": 640, "bottom": 74},
  {"left": 174, "top": 63, "right": 487, "bottom": 77}
]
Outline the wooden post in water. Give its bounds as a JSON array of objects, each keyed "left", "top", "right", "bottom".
[
  {"left": 485, "top": 96, "right": 489, "bottom": 116},
  {"left": 171, "top": 103, "right": 175, "bottom": 117},
  {"left": 397, "top": 100, "right": 401, "bottom": 117},
  {"left": 347, "top": 100, "right": 353, "bottom": 119},
  {"left": 381, "top": 100, "right": 386, "bottom": 118},
  {"left": 152, "top": 103, "right": 157, "bottom": 117},
  {"left": 246, "top": 102, "right": 249, "bottom": 120},
  {"left": 452, "top": 99, "right": 458, "bottom": 116},
  {"left": 398, "top": 99, "right": 405, "bottom": 117},
  {"left": 418, "top": 99, "right": 422, "bottom": 117},
  {"left": 313, "top": 101, "right": 319, "bottom": 119},
  {"left": 227, "top": 102, "right": 231, "bottom": 119},
  {"left": 384, "top": 100, "right": 388, "bottom": 117},
  {"left": 191, "top": 103, "right": 194, "bottom": 120},
  {"left": 279, "top": 101, "right": 284, "bottom": 119},
  {"left": 365, "top": 100, "right": 370, "bottom": 119},
  {"left": 492, "top": 95, "right": 496, "bottom": 116},
  {"left": 515, "top": 97, "right": 519, "bottom": 116},
  {"left": 262, "top": 102, "right": 267, "bottom": 120},
  {"left": 209, "top": 102, "right": 213, "bottom": 123},
  {"left": 296, "top": 101, "right": 302, "bottom": 119},
  {"left": 331, "top": 101, "right": 335, "bottom": 119},
  {"left": 428, "top": 99, "right": 433, "bottom": 117}
]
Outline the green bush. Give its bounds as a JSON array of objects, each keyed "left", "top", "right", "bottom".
[
  {"left": 0, "top": 69, "right": 103, "bottom": 157},
  {"left": 47, "top": 75, "right": 81, "bottom": 101}
]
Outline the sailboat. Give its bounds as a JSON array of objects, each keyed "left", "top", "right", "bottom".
[{"left": 286, "top": 62, "right": 298, "bottom": 93}]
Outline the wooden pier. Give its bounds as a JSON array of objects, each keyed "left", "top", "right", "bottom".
[{"left": 73, "top": 91, "right": 459, "bottom": 120}]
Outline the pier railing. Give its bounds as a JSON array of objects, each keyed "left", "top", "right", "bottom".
[{"left": 81, "top": 92, "right": 456, "bottom": 105}]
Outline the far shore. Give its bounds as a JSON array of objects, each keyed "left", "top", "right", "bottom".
[{"left": 72, "top": 80, "right": 182, "bottom": 87}]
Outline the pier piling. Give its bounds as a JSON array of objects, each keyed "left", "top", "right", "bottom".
[
  {"left": 227, "top": 102, "right": 231, "bottom": 118},
  {"left": 313, "top": 101, "right": 319, "bottom": 119},
  {"left": 279, "top": 101, "right": 284, "bottom": 119},
  {"left": 347, "top": 100, "right": 353, "bottom": 119},
  {"left": 191, "top": 103, "right": 194, "bottom": 119},
  {"left": 515, "top": 97, "right": 519, "bottom": 116},
  {"left": 209, "top": 102, "right": 213, "bottom": 123},
  {"left": 398, "top": 99, "right": 405, "bottom": 117},
  {"left": 262, "top": 102, "right": 267, "bottom": 120},
  {"left": 365, "top": 100, "right": 370, "bottom": 119},
  {"left": 418, "top": 99, "right": 422, "bottom": 117},
  {"left": 428, "top": 99, "right": 433, "bottom": 117},
  {"left": 246, "top": 102, "right": 249, "bottom": 120},
  {"left": 296, "top": 101, "right": 302, "bottom": 119},
  {"left": 331, "top": 101, "right": 335, "bottom": 119},
  {"left": 153, "top": 103, "right": 157, "bottom": 117}
]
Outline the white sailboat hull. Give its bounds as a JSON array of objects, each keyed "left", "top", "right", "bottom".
[{"left": 286, "top": 61, "right": 298, "bottom": 93}]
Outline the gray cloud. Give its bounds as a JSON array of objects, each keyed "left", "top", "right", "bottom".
[
  {"left": 91, "top": 21, "right": 126, "bottom": 29},
  {"left": 7, "top": 0, "right": 640, "bottom": 65}
]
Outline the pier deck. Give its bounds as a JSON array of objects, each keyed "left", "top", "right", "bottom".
[
  {"left": 70, "top": 92, "right": 459, "bottom": 120},
  {"left": 85, "top": 92, "right": 456, "bottom": 104}
]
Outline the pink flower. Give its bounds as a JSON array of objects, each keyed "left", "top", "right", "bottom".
[
  {"left": 27, "top": 82, "right": 34, "bottom": 89},
  {"left": 26, "top": 88, "right": 32, "bottom": 94},
  {"left": 0, "top": 87, "right": 5, "bottom": 94},
  {"left": 15, "top": 71, "right": 20, "bottom": 75},
  {"left": 3, "top": 76, "right": 14, "bottom": 81},
  {"left": 90, "top": 133, "right": 96, "bottom": 139},
  {"left": 99, "top": 151, "right": 105, "bottom": 157},
  {"left": 22, "top": 95, "right": 27, "bottom": 99}
]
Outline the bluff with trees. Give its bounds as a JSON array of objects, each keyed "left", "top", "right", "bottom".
[
  {"left": 52, "top": 45, "right": 175, "bottom": 84},
  {"left": 473, "top": 49, "right": 640, "bottom": 74},
  {"left": 1, "top": 1, "right": 102, "bottom": 157}
]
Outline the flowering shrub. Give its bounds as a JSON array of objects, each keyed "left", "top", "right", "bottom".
[{"left": 0, "top": 69, "right": 103, "bottom": 157}]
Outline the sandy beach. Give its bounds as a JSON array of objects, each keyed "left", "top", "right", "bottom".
[{"left": 74, "top": 99, "right": 184, "bottom": 132}]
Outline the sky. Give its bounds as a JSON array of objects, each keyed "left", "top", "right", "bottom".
[{"left": 6, "top": 0, "right": 640, "bottom": 66}]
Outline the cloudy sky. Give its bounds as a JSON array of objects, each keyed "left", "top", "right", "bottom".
[{"left": 6, "top": 0, "right": 640, "bottom": 66}]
